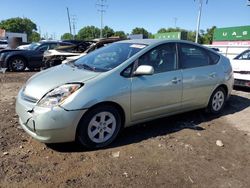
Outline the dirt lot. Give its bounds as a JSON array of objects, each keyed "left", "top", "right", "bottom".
[{"left": 0, "top": 72, "right": 250, "bottom": 188}]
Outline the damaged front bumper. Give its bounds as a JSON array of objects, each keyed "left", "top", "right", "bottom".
[{"left": 16, "top": 90, "right": 87, "bottom": 143}]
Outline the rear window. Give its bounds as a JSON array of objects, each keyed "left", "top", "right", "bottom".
[{"left": 208, "top": 51, "right": 220, "bottom": 65}]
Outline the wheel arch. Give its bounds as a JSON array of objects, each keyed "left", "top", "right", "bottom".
[
  {"left": 212, "top": 84, "right": 228, "bottom": 98},
  {"left": 90, "top": 102, "right": 125, "bottom": 126},
  {"left": 76, "top": 101, "right": 126, "bottom": 132},
  {"left": 218, "top": 84, "right": 228, "bottom": 97},
  {"left": 206, "top": 84, "right": 229, "bottom": 107},
  {"left": 7, "top": 55, "right": 28, "bottom": 69}
]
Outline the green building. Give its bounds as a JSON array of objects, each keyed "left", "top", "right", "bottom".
[
  {"left": 213, "top": 26, "right": 250, "bottom": 41},
  {"left": 154, "top": 32, "right": 187, "bottom": 40}
]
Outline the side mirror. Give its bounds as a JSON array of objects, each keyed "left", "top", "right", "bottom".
[{"left": 134, "top": 65, "right": 154, "bottom": 76}]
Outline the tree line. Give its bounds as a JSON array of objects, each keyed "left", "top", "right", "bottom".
[
  {"left": 0, "top": 17, "right": 216, "bottom": 44},
  {"left": 61, "top": 26, "right": 216, "bottom": 44}
]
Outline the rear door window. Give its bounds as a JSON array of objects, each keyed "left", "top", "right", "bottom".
[{"left": 179, "top": 43, "right": 210, "bottom": 69}]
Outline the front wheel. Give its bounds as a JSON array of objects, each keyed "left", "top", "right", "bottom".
[
  {"left": 206, "top": 87, "right": 226, "bottom": 114},
  {"left": 77, "top": 105, "right": 122, "bottom": 149},
  {"left": 9, "top": 57, "right": 27, "bottom": 72}
]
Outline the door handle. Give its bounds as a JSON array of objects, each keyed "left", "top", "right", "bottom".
[
  {"left": 172, "top": 77, "right": 181, "bottom": 84},
  {"left": 209, "top": 72, "right": 216, "bottom": 78}
]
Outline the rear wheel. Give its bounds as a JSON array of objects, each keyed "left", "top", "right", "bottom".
[
  {"left": 206, "top": 87, "right": 226, "bottom": 114},
  {"left": 9, "top": 57, "right": 27, "bottom": 72},
  {"left": 77, "top": 105, "right": 122, "bottom": 149}
]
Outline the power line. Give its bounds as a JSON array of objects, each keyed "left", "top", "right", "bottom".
[{"left": 96, "top": 0, "right": 108, "bottom": 38}]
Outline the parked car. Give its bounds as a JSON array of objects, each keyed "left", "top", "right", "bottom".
[
  {"left": 230, "top": 49, "right": 250, "bottom": 88},
  {"left": 42, "top": 41, "right": 93, "bottom": 68},
  {"left": 16, "top": 39, "right": 234, "bottom": 149},
  {"left": 43, "top": 38, "right": 122, "bottom": 68},
  {"left": 0, "top": 40, "right": 8, "bottom": 50},
  {"left": 0, "top": 41, "right": 73, "bottom": 71}
]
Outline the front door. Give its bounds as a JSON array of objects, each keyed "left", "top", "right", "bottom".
[{"left": 131, "top": 43, "right": 182, "bottom": 122}]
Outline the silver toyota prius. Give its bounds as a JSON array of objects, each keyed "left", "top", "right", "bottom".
[{"left": 16, "top": 39, "right": 234, "bottom": 148}]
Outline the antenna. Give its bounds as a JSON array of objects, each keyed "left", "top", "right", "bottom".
[
  {"left": 96, "top": 0, "right": 108, "bottom": 38},
  {"left": 194, "top": 0, "right": 208, "bottom": 43}
]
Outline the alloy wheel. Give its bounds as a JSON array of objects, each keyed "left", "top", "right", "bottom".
[
  {"left": 11, "top": 59, "right": 25, "bottom": 71},
  {"left": 87, "top": 112, "right": 117, "bottom": 143},
  {"left": 212, "top": 90, "right": 225, "bottom": 111}
]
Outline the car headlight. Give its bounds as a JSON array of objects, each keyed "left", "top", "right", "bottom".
[{"left": 37, "top": 83, "right": 82, "bottom": 108}]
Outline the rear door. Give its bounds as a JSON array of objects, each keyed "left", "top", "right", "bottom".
[
  {"left": 178, "top": 43, "right": 219, "bottom": 110},
  {"left": 131, "top": 43, "right": 182, "bottom": 121}
]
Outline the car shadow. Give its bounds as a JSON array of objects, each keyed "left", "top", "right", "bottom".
[{"left": 47, "top": 93, "right": 250, "bottom": 153}]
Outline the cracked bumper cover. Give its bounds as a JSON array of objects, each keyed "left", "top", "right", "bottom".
[{"left": 16, "top": 91, "right": 87, "bottom": 143}]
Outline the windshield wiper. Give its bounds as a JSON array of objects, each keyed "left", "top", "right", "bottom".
[{"left": 76, "top": 64, "right": 96, "bottom": 71}]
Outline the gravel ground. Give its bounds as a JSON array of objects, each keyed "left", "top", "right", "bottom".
[{"left": 0, "top": 72, "right": 250, "bottom": 188}]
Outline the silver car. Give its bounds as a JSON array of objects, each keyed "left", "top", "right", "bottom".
[{"left": 16, "top": 39, "right": 234, "bottom": 148}]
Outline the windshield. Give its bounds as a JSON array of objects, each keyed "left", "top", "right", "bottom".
[
  {"left": 28, "top": 43, "right": 40, "bottom": 50},
  {"left": 73, "top": 43, "right": 147, "bottom": 72}
]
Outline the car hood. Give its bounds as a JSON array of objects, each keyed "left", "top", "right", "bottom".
[
  {"left": 231, "top": 60, "right": 250, "bottom": 71},
  {"left": 44, "top": 49, "right": 81, "bottom": 58},
  {"left": 23, "top": 64, "right": 100, "bottom": 100},
  {"left": 62, "top": 53, "right": 87, "bottom": 64}
]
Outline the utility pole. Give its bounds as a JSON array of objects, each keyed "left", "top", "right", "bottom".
[
  {"left": 38, "top": 26, "right": 42, "bottom": 39},
  {"left": 195, "top": 0, "right": 208, "bottom": 43},
  {"left": 96, "top": 0, "right": 108, "bottom": 39},
  {"left": 66, "top": 7, "right": 72, "bottom": 38},
  {"left": 174, "top": 17, "right": 178, "bottom": 28},
  {"left": 71, "top": 15, "right": 77, "bottom": 39}
]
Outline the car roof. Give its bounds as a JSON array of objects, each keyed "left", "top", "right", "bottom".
[
  {"left": 117, "top": 39, "right": 201, "bottom": 46},
  {"left": 116, "top": 39, "right": 221, "bottom": 57},
  {"left": 39, "top": 41, "right": 73, "bottom": 45}
]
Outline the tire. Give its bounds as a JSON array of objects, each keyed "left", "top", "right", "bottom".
[
  {"left": 9, "top": 57, "right": 27, "bottom": 72},
  {"left": 77, "top": 105, "right": 122, "bottom": 149},
  {"left": 28, "top": 68, "right": 35, "bottom": 72},
  {"left": 206, "top": 87, "right": 226, "bottom": 114}
]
